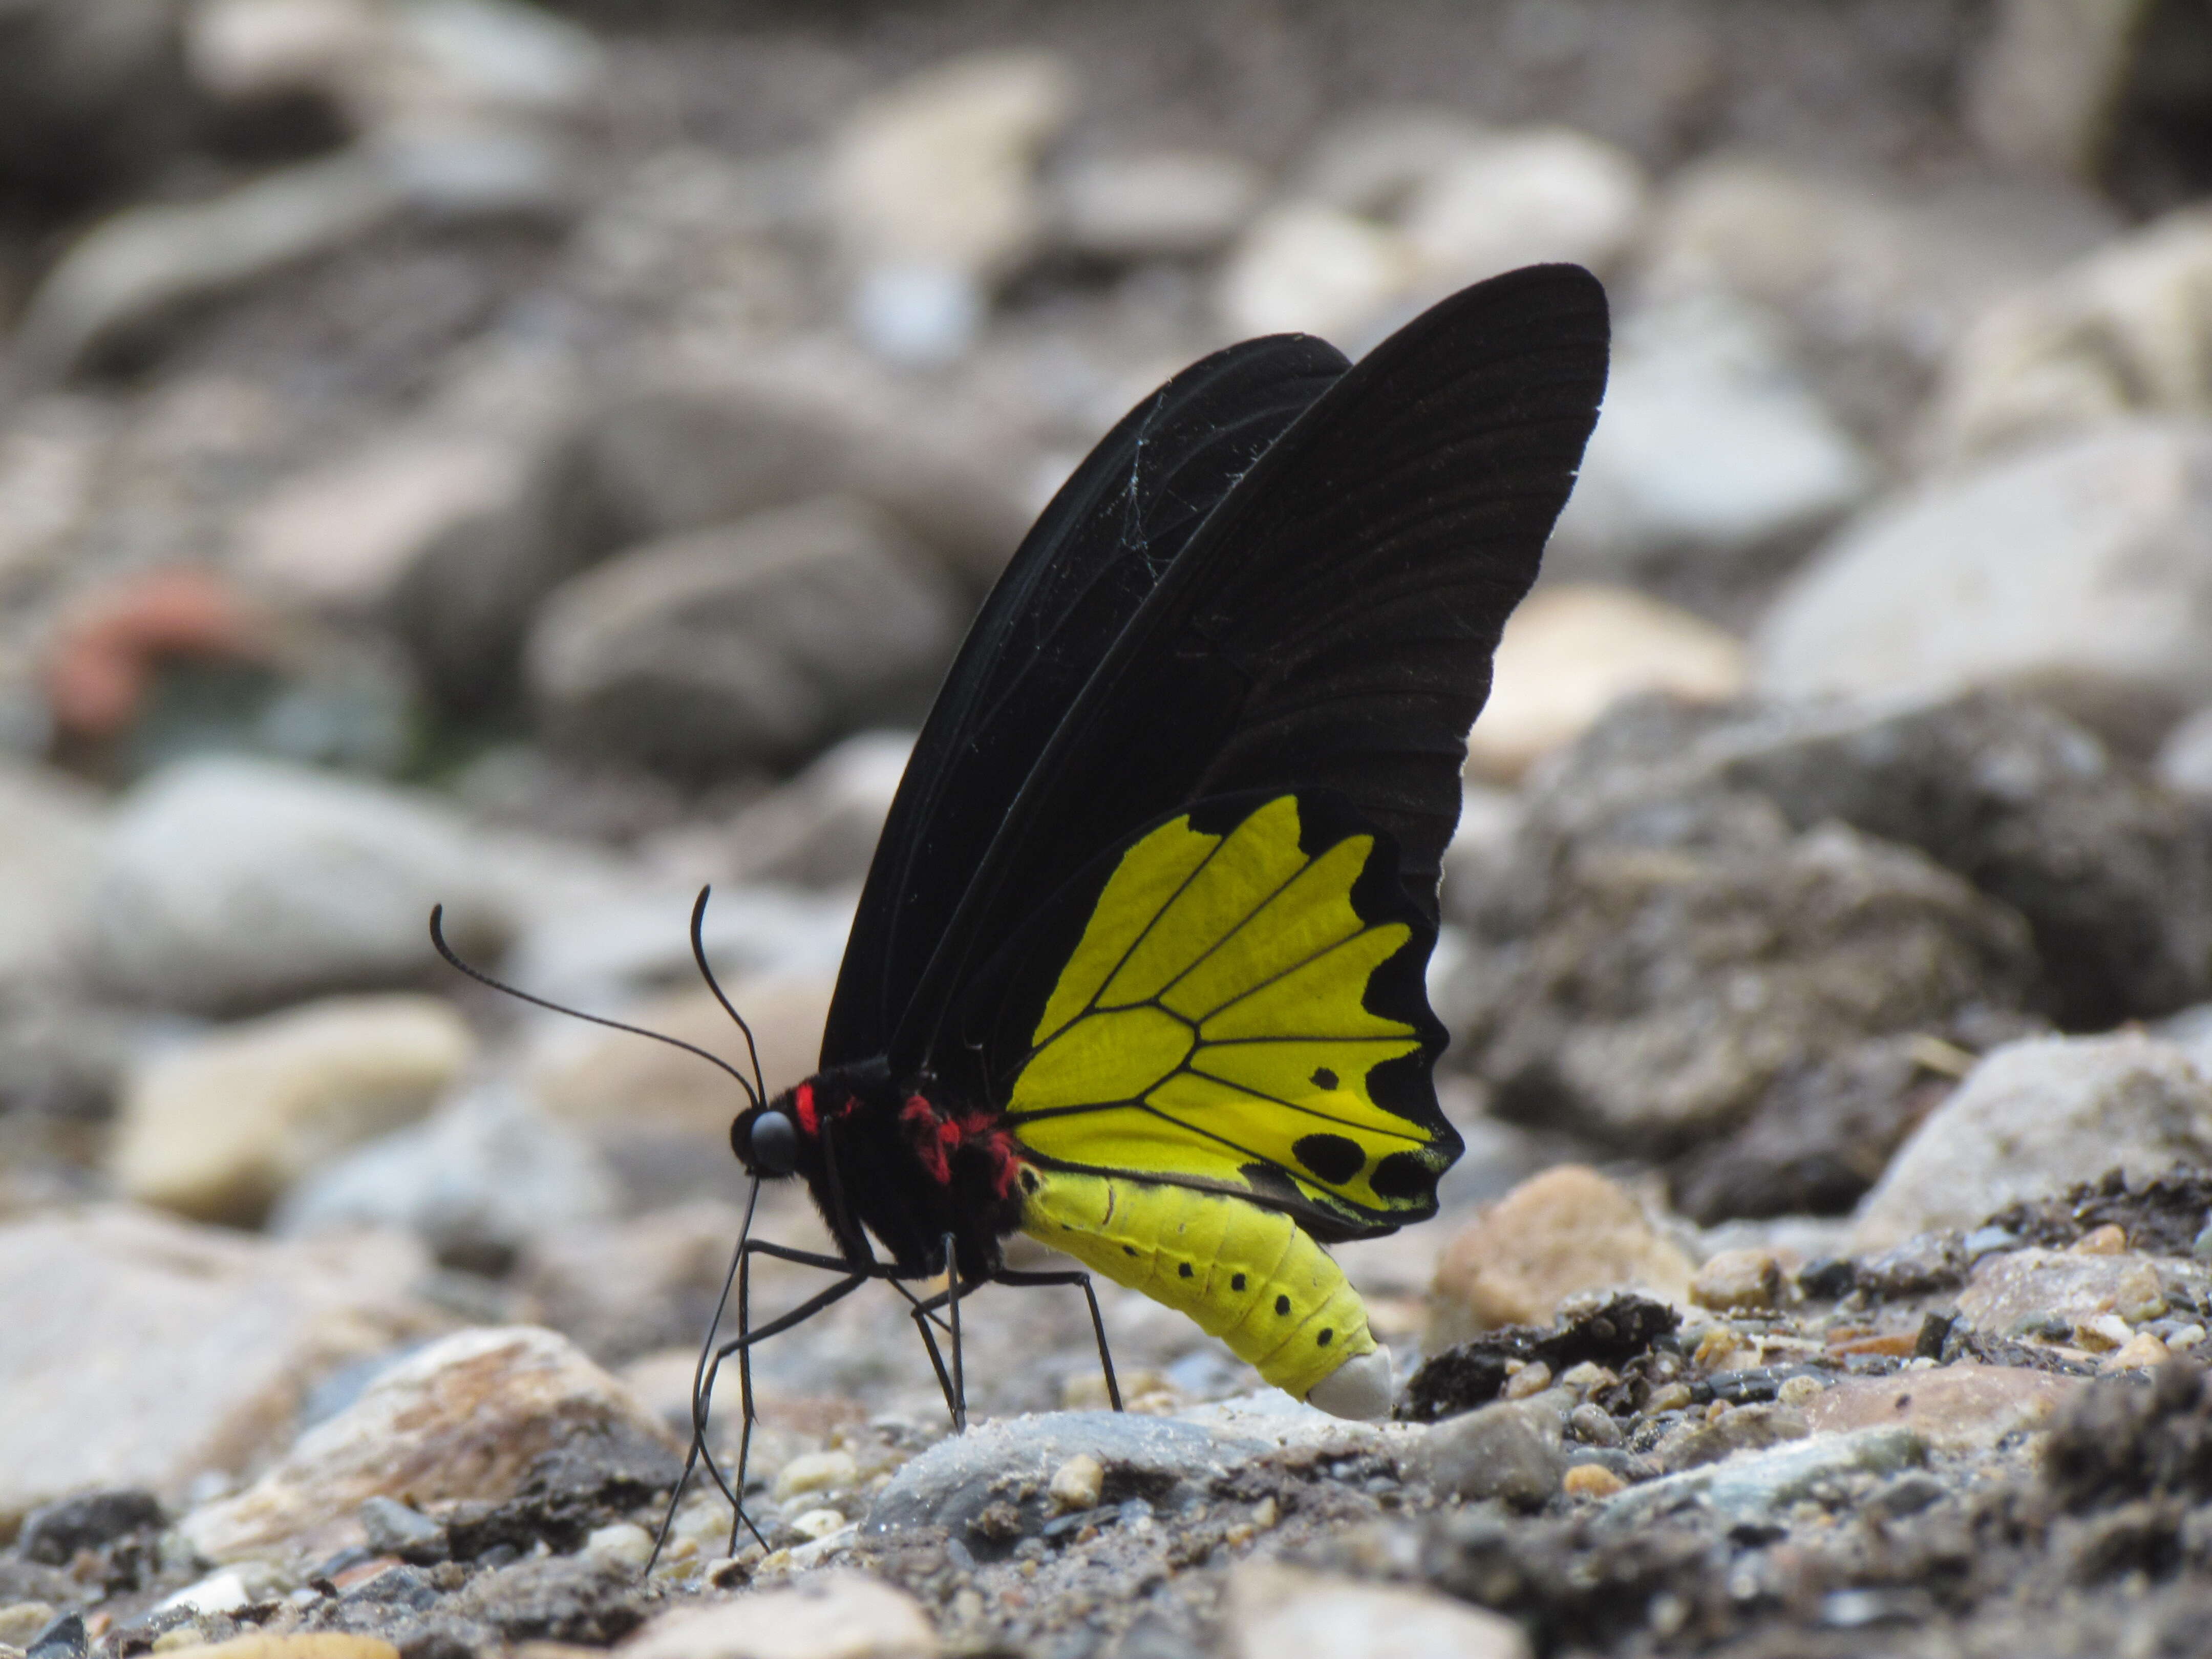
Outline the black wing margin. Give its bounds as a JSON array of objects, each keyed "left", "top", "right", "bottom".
[
  {"left": 820, "top": 334, "right": 1350, "bottom": 1068},
  {"left": 909, "top": 264, "right": 1610, "bottom": 1088}
]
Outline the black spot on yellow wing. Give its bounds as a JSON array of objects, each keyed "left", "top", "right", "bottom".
[
  {"left": 1293, "top": 1133, "right": 1364, "bottom": 1183},
  {"left": 1372, "top": 1150, "right": 1440, "bottom": 1201},
  {"left": 1311, "top": 1067, "right": 1338, "bottom": 1090}
]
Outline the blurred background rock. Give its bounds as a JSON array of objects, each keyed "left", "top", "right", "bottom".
[{"left": 9, "top": 0, "right": 2212, "bottom": 1546}]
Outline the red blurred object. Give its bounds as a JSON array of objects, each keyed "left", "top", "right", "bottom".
[{"left": 43, "top": 567, "right": 270, "bottom": 740}]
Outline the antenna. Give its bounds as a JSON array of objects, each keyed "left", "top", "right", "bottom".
[
  {"left": 428, "top": 905, "right": 761, "bottom": 1112},
  {"left": 688, "top": 888, "right": 767, "bottom": 1108}
]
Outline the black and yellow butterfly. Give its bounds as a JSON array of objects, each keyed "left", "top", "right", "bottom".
[{"left": 445, "top": 262, "right": 1606, "bottom": 1548}]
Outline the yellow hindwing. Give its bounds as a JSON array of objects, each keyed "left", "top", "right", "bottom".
[{"left": 1006, "top": 795, "right": 1447, "bottom": 1227}]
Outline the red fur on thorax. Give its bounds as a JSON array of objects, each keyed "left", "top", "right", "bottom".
[{"left": 901, "top": 1094, "right": 1023, "bottom": 1197}]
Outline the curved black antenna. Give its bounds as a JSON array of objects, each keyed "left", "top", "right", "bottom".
[
  {"left": 429, "top": 905, "right": 760, "bottom": 1112},
  {"left": 688, "top": 887, "right": 767, "bottom": 1108}
]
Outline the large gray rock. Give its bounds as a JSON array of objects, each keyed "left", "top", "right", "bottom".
[
  {"left": 0, "top": 1205, "right": 444, "bottom": 1530},
  {"left": 1405, "top": 1392, "right": 1569, "bottom": 1508},
  {"left": 1459, "top": 763, "right": 2036, "bottom": 1153},
  {"left": 84, "top": 755, "right": 513, "bottom": 1013},
  {"left": 526, "top": 500, "right": 963, "bottom": 776},
  {"left": 1853, "top": 1032, "right": 2212, "bottom": 1249},
  {"left": 1755, "top": 421, "right": 2212, "bottom": 754}
]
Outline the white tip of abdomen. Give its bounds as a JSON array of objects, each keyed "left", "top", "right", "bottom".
[{"left": 1304, "top": 1344, "right": 1394, "bottom": 1420}]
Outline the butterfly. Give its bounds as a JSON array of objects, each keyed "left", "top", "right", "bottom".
[{"left": 440, "top": 261, "right": 1607, "bottom": 1557}]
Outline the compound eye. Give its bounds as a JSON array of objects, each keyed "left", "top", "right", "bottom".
[{"left": 749, "top": 1109, "right": 799, "bottom": 1176}]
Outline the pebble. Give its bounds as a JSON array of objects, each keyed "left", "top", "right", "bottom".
[
  {"left": 1397, "top": 125, "right": 1647, "bottom": 284},
  {"left": 0, "top": 1613, "right": 52, "bottom": 1651},
  {"left": 581, "top": 1522, "right": 654, "bottom": 1572},
  {"left": 1655, "top": 1403, "right": 1810, "bottom": 1472},
  {"left": 86, "top": 756, "right": 512, "bottom": 1015},
  {"left": 1568, "top": 1403, "right": 1623, "bottom": 1448},
  {"left": 1548, "top": 293, "right": 1870, "bottom": 579},
  {"left": 1046, "top": 1454, "right": 1103, "bottom": 1514},
  {"left": 773, "top": 1450, "right": 858, "bottom": 1503},
  {"left": 0, "top": 1206, "right": 438, "bottom": 1532},
  {"left": 1226, "top": 1559, "right": 1532, "bottom": 1659},
  {"left": 1690, "top": 1248, "right": 1788, "bottom": 1313},
  {"left": 525, "top": 499, "right": 964, "bottom": 774},
  {"left": 180, "top": 1326, "right": 679, "bottom": 1565},
  {"left": 1802, "top": 1366, "right": 2078, "bottom": 1451},
  {"left": 1602, "top": 1427, "right": 1927, "bottom": 1530},
  {"left": 109, "top": 994, "right": 474, "bottom": 1227},
  {"left": 1563, "top": 1463, "right": 1627, "bottom": 1501},
  {"left": 620, "top": 1570, "right": 939, "bottom": 1659},
  {"left": 1405, "top": 1393, "right": 1568, "bottom": 1509},
  {"left": 1854, "top": 1034, "right": 2212, "bottom": 1249},
  {"left": 1462, "top": 584, "right": 1748, "bottom": 782},
  {"left": 1048, "top": 148, "right": 1261, "bottom": 261},
  {"left": 1501, "top": 1361, "right": 1554, "bottom": 1401},
  {"left": 1215, "top": 202, "right": 1415, "bottom": 342},
  {"left": 1756, "top": 421, "right": 2212, "bottom": 754},
  {"left": 1428, "top": 1166, "right": 1694, "bottom": 1347},
  {"left": 268, "top": 1079, "right": 620, "bottom": 1273},
  {"left": 2100, "top": 1332, "right": 2173, "bottom": 1372},
  {"left": 1959, "top": 1247, "right": 2180, "bottom": 1335}
]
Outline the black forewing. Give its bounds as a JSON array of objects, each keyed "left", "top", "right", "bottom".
[
  {"left": 820, "top": 334, "right": 1350, "bottom": 1068},
  {"left": 905, "top": 264, "right": 1610, "bottom": 1092}
]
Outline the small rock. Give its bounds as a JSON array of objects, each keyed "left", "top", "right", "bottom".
[
  {"left": 1501, "top": 1361, "right": 1554, "bottom": 1401},
  {"left": 0, "top": 1609, "right": 53, "bottom": 1651},
  {"left": 1397, "top": 125, "right": 1647, "bottom": 285},
  {"left": 182, "top": 1325, "right": 678, "bottom": 1566},
  {"left": 581, "top": 1521, "right": 654, "bottom": 1573},
  {"left": 1755, "top": 422, "right": 2212, "bottom": 754},
  {"left": 0, "top": 1205, "right": 439, "bottom": 1530},
  {"left": 1805, "top": 1367, "right": 2080, "bottom": 1450},
  {"left": 621, "top": 1571, "right": 939, "bottom": 1659},
  {"left": 1567, "top": 1403, "right": 1623, "bottom": 1447},
  {"left": 269, "top": 1079, "right": 619, "bottom": 1274},
  {"left": 2100, "top": 1331, "right": 2172, "bottom": 1372},
  {"left": 1049, "top": 148, "right": 1261, "bottom": 261},
  {"left": 18, "top": 1489, "right": 163, "bottom": 1564},
  {"left": 24, "top": 1613, "right": 85, "bottom": 1659},
  {"left": 863, "top": 1413, "right": 1259, "bottom": 1549},
  {"left": 1690, "top": 1248, "right": 1788, "bottom": 1312},
  {"left": 1428, "top": 1167, "right": 1694, "bottom": 1348},
  {"left": 773, "top": 1450, "right": 858, "bottom": 1503},
  {"left": 1215, "top": 202, "right": 1415, "bottom": 342},
  {"left": 1562, "top": 1462, "right": 1627, "bottom": 1500},
  {"left": 1854, "top": 1033, "right": 2212, "bottom": 1249},
  {"left": 111, "top": 994, "right": 474, "bottom": 1227},
  {"left": 1226, "top": 1559, "right": 1531, "bottom": 1659},
  {"left": 827, "top": 50, "right": 1072, "bottom": 281},
  {"left": 526, "top": 500, "right": 964, "bottom": 776},
  {"left": 1655, "top": 1402, "right": 1810, "bottom": 1472},
  {"left": 1046, "top": 1454, "right": 1103, "bottom": 1514},
  {"left": 1547, "top": 294, "right": 1870, "bottom": 589},
  {"left": 238, "top": 432, "right": 536, "bottom": 616},
  {"left": 0, "top": 761, "right": 105, "bottom": 998},
  {"left": 358, "top": 1495, "right": 444, "bottom": 1561},
  {"left": 1406, "top": 1393, "right": 1567, "bottom": 1509},
  {"left": 1601, "top": 1426, "right": 1926, "bottom": 1530},
  {"left": 1463, "top": 585, "right": 1747, "bottom": 782},
  {"left": 1960, "top": 1247, "right": 2180, "bottom": 1335},
  {"left": 86, "top": 756, "right": 512, "bottom": 1014},
  {"left": 1776, "top": 1375, "right": 1827, "bottom": 1407},
  {"left": 720, "top": 731, "right": 913, "bottom": 889}
]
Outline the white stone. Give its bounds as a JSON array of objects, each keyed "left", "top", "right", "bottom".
[
  {"left": 1052, "top": 149, "right": 1263, "bottom": 260},
  {"left": 1399, "top": 126, "right": 1647, "bottom": 284},
  {"left": 111, "top": 993, "right": 476, "bottom": 1226},
  {"left": 1755, "top": 420, "right": 2212, "bottom": 746},
  {"left": 0, "top": 1206, "right": 441, "bottom": 1530},
  {"left": 1854, "top": 1032, "right": 2212, "bottom": 1248},
  {"left": 1924, "top": 205, "right": 2212, "bottom": 464},
  {"left": 1466, "top": 585, "right": 1749, "bottom": 781},
  {"left": 1216, "top": 202, "right": 1415, "bottom": 341},
  {"left": 621, "top": 1571, "right": 940, "bottom": 1659},
  {"left": 1550, "top": 293, "right": 1872, "bottom": 568},
  {"left": 86, "top": 755, "right": 512, "bottom": 1013},
  {"left": 828, "top": 50, "right": 1073, "bottom": 280},
  {"left": 1227, "top": 1560, "right": 1530, "bottom": 1659}
]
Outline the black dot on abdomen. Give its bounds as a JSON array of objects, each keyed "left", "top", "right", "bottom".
[
  {"left": 1293, "top": 1133, "right": 1365, "bottom": 1183},
  {"left": 1178, "top": 1262, "right": 1193, "bottom": 1278},
  {"left": 1310, "top": 1067, "right": 1339, "bottom": 1091},
  {"left": 1231, "top": 1272, "right": 1247, "bottom": 1292},
  {"left": 1274, "top": 1293, "right": 1291, "bottom": 1316},
  {"left": 1123, "top": 1244, "right": 1138, "bottom": 1256},
  {"left": 1317, "top": 1328, "right": 1333, "bottom": 1346}
]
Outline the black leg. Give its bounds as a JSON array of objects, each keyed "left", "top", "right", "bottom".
[{"left": 993, "top": 1267, "right": 1123, "bottom": 1412}]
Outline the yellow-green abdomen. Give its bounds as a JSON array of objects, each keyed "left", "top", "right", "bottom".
[{"left": 1018, "top": 1164, "right": 1392, "bottom": 1418}]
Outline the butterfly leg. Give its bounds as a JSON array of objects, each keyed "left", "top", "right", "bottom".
[
  {"left": 904, "top": 1234, "right": 973, "bottom": 1431},
  {"left": 992, "top": 1267, "right": 1123, "bottom": 1412}
]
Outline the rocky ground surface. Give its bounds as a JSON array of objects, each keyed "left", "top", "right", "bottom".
[{"left": 12, "top": 1, "right": 2212, "bottom": 1656}]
